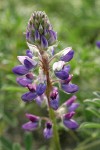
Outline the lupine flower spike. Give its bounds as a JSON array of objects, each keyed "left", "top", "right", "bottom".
[{"left": 13, "top": 11, "right": 79, "bottom": 148}]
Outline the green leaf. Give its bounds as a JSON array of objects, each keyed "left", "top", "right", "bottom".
[
  {"left": 0, "top": 137, "right": 12, "bottom": 150},
  {"left": 93, "top": 91, "right": 100, "bottom": 98},
  {"left": 13, "top": 143, "right": 21, "bottom": 150},
  {"left": 86, "top": 108, "right": 100, "bottom": 118},
  {"left": 1, "top": 86, "right": 26, "bottom": 92},
  {"left": 24, "top": 132, "right": 33, "bottom": 150},
  {"left": 84, "top": 99, "right": 100, "bottom": 107},
  {"left": 80, "top": 122, "right": 100, "bottom": 129}
]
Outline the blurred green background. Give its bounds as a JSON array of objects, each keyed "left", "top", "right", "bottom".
[{"left": 0, "top": 0, "right": 100, "bottom": 150}]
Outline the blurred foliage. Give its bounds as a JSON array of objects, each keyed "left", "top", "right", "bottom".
[{"left": 0, "top": 0, "right": 100, "bottom": 149}]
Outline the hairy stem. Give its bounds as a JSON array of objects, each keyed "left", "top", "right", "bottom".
[{"left": 41, "top": 53, "right": 61, "bottom": 150}]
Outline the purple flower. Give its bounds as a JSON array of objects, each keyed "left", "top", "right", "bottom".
[
  {"left": 16, "top": 76, "right": 33, "bottom": 87},
  {"left": 26, "top": 73, "right": 34, "bottom": 80},
  {"left": 65, "top": 95, "right": 79, "bottom": 112},
  {"left": 35, "top": 30, "right": 40, "bottom": 41},
  {"left": 24, "top": 59, "right": 36, "bottom": 70},
  {"left": 21, "top": 91, "right": 37, "bottom": 102},
  {"left": 61, "top": 74, "right": 73, "bottom": 84},
  {"left": 48, "top": 30, "right": 57, "bottom": 45},
  {"left": 35, "top": 95, "right": 44, "bottom": 106},
  {"left": 60, "top": 47, "right": 74, "bottom": 62},
  {"left": 26, "top": 50, "right": 33, "bottom": 58},
  {"left": 36, "top": 83, "right": 46, "bottom": 96},
  {"left": 53, "top": 61, "right": 70, "bottom": 80},
  {"left": 12, "top": 65, "right": 29, "bottom": 75},
  {"left": 63, "top": 112, "right": 79, "bottom": 130},
  {"left": 50, "top": 87, "right": 59, "bottom": 110},
  {"left": 43, "top": 122, "right": 53, "bottom": 139},
  {"left": 96, "top": 41, "right": 100, "bottom": 48},
  {"left": 22, "top": 113, "right": 40, "bottom": 131},
  {"left": 55, "top": 65, "right": 70, "bottom": 80},
  {"left": 61, "top": 83, "right": 79, "bottom": 93},
  {"left": 65, "top": 95, "right": 77, "bottom": 106},
  {"left": 41, "top": 35, "right": 48, "bottom": 49}
]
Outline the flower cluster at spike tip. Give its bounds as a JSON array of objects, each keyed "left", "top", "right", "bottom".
[{"left": 12, "top": 11, "right": 79, "bottom": 139}]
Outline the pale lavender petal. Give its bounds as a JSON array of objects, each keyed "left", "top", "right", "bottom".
[
  {"left": 17, "top": 56, "right": 26, "bottom": 64},
  {"left": 22, "top": 121, "right": 38, "bottom": 131},
  {"left": 12, "top": 65, "right": 29, "bottom": 75},
  {"left": 43, "top": 122, "right": 53, "bottom": 139},
  {"left": 35, "top": 96, "right": 44, "bottom": 106},
  {"left": 66, "top": 95, "right": 77, "bottom": 107},
  {"left": 68, "top": 103, "right": 79, "bottom": 112},
  {"left": 63, "top": 119, "right": 79, "bottom": 129},
  {"left": 50, "top": 95, "right": 59, "bottom": 110},
  {"left": 21, "top": 91, "right": 37, "bottom": 102}
]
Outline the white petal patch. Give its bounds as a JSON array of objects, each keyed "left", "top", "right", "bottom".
[
  {"left": 17, "top": 56, "right": 27, "bottom": 64},
  {"left": 53, "top": 61, "right": 65, "bottom": 71},
  {"left": 62, "top": 47, "right": 72, "bottom": 56}
]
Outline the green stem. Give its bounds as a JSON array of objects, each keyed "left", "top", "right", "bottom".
[{"left": 49, "top": 108, "right": 61, "bottom": 150}]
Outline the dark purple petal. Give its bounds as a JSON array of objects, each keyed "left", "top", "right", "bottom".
[
  {"left": 68, "top": 103, "right": 79, "bottom": 112},
  {"left": 27, "top": 84, "right": 36, "bottom": 92},
  {"left": 43, "top": 122, "right": 53, "bottom": 139},
  {"left": 26, "top": 50, "right": 33, "bottom": 58},
  {"left": 35, "top": 30, "right": 40, "bottom": 41},
  {"left": 22, "top": 121, "right": 38, "bottom": 131},
  {"left": 60, "top": 50, "right": 74, "bottom": 62},
  {"left": 46, "top": 122, "right": 52, "bottom": 129},
  {"left": 64, "top": 111, "right": 75, "bottom": 120},
  {"left": 26, "top": 73, "right": 34, "bottom": 80},
  {"left": 25, "top": 113, "right": 40, "bottom": 122},
  {"left": 66, "top": 95, "right": 77, "bottom": 107},
  {"left": 50, "top": 89, "right": 59, "bottom": 110},
  {"left": 41, "top": 35, "right": 48, "bottom": 49},
  {"left": 16, "top": 77, "right": 32, "bottom": 87},
  {"left": 61, "top": 74, "right": 73, "bottom": 84},
  {"left": 61, "top": 83, "right": 79, "bottom": 93},
  {"left": 36, "top": 83, "right": 46, "bottom": 96},
  {"left": 54, "top": 65, "right": 70, "bottom": 80},
  {"left": 24, "top": 59, "right": 37, "bottom": 70},
  {"left": 21, "top": 91, "right": 37, "bottom": 102},
  {"left": 96, "top": 41, "right": 100, "bottom": 48},
  {"left": 63, "top": 119, "right": 79, "bottom": 129},
  {"left": 55, "top": 70, "right": 69, "bottom": 80},
  {"left": 12, "top": 65, "right": 29, "bottom": 75}
]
